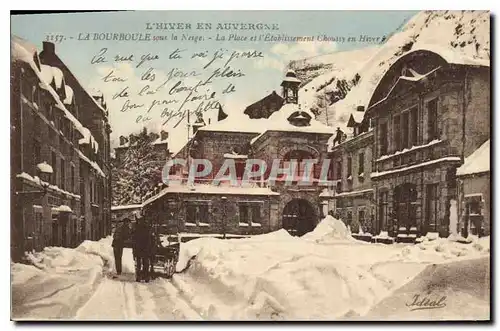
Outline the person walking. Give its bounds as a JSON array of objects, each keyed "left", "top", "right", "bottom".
[
  {"left": 133, "top": 216, "right": 152, "bottom": 282},
  {"left": 112, "top": 218, "right": 131, "bottom": 276}
]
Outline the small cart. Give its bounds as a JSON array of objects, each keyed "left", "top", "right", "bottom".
[{"left": 151, "top": 241, "right": 180, "bottom": 278}]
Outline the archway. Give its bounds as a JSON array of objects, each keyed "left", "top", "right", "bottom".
[{"left": 282, "top": 199, "right": 317, "bottom": 236}]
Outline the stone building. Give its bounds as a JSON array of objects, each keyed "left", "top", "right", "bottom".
[
  {"left": 365, "top": 47, "right": 490, "bottom": 239},
  {"left": 456, "top": 139, "right": 490, "bottom": 237},
  {"left": 328, "top": 112, "right": 375, "bottom": 234},
  {"left": 142, "top": 70, "right": 335, "bottom": 237},
  {"left": 10, "top": 36, "right": 111, "bottom": 260}
]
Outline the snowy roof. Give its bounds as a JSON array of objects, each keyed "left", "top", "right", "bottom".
[
  {"left": 408, "top": 44, "right": 490, "bottom": 68},
  {"left": 11, "top": 35, "right": 39, "bottom": 67},
  {"left": 142, "top": 183, "right": 279, "bottom": 207},
  {"left": 198, "top": 115, "right": 265, "bottom": 134},
  {"left": 369, "top": 66, "right": 442, "bottom": 110},
  {"left": 11, "top": 36, "right": 98, "bottom": 150},
  {"left": 457, "top": 140, "right": 490, "bottom": 176},
  {"left": 281, "top": 76, "right": 301, "bottom": 84}
]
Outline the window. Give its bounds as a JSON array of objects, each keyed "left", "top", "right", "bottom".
[
  {"left": 346, "top": 211, "right": 353, "bottom": 226},
  {"left": 410, "top": 106, "right": 419, "bottom": 146},
  {"left": 402, "top": 111, "right": 409, "bottom": 149},
  {"left": 186, "top": 202, "right": 209, "bottom": 225},
  {"left": 80, "top": 181, "right": 85, "bottom": 206},
  {"left": 32, "top": 139, "right": 40, "bottom": 173},
  {"left": 379, "top": 191, "right": 389, "bottom": 233},
  {"left": 358, "top": 209, "right": 365, "bottom": 227},
  {"left": 426, "top": 184, "right": 439, "bottom": 232},
  {"left": 358, "top": 152, "right": 364, "bottom": 175},
  {"left": 464, "top": 195, "right": 483, "bottom": 236},
  {"left": 90, "top": 179, "right": 94, "bottom": 203},
  {"left": 347, "top": 156, "right": 352, "bottom": 177},
  {"left": 71, "top": 165, "right": 75, "bottom": 193},
  {"left": 335, "top": 160, "right": 342, "bottom": 180},
  {"left": 60, "top": 158, "right": 66, "bottom": 190},
  {"left": 393, "top": 114, "right": 401, "bottom": 151},
  {"left": 283, "top": 150, "right": 315, "bottom": 181},
  {"left": 239, "top": 203, "right": 261, "bottom": 225},
  {"left": 336, "top": 181, "right": 342, "bottom": 194},
  {"left": 51, "top": 151, "right": 57, "bottom": 186},
  {"left": 33, "top": 206, "right": 43, "bottom": 251},
  {"left": 379, "top": 122, "right": 388, "bottom": 155},
  {"left": 427, "top": 98, "right": 439, "bottom": 142}
]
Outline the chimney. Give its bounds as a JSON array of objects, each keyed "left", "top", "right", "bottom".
[
  {"left": 357, "top": 106, "right": 365, "bottom": 112},
  {"left": 42, "top": 41, "right": 55, "bottom": 54},
  {"left": 160, "top": 130, "right": 168, "bottom": 141}
]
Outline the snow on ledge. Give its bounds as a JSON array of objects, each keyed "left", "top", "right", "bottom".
[
  {"left": 111, "top": 204, "right": 142, "bottom": 211},
  {"left": 371, "top": 157, "right": 461, "bottom": 179},
  {"left": 376, "top": 139, "right": 443, "bottom": 162},
  {"left": 239, "top": 222, "right": 249, "bottom": 227},
  {"left": 76, "top": 150, "right": 106, "bottom": 178},
  {"left": 334, "top": 188, "right": 373, "bottom": 198}
]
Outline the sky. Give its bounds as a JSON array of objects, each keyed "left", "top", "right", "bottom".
[{"left": 11, "top": 10, "right": 418, "bottom": 153}]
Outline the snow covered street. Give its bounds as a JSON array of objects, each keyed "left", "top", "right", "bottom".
[
  {"left": 11, "top": 216, "right": 490, "bottom": 321},
  {"left": 11, "top": 238, "right": 201, "bottom": 321}
]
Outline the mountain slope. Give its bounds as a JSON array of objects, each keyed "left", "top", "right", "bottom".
[{"left": 296, "top": 10, "right": 490, "bottom": 132}]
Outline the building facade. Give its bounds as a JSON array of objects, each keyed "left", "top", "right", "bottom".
[
  {"left": 11, "top": 37, "right": 111, "bottom": 260},
  {"left": 365, "top": 48, "right": 490, "bottom": 239},
  {"left": 143, "top": 70, "right": 335, "bottom": 237},
  {"left": 139, "top": 47, "right": 490, "bottom": 242},
  {"left": 328, "top": 123, "right": 375, "bottom": 234}
]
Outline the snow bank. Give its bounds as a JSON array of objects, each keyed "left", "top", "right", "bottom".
[
  {"left": 302, "top": 215, "right": 355, "bottom": 243},
  {"left": 11, "top": 237, "right": 127, "bottom": 320},
  {"left": 365, "top": 257, "right": 490, "bottom": 320},
  {"left": 172, "top": 215, "right": 490, "bottom": 320},
  {"left": 396, "top": 236, "right": 490, "bottom": 263},
  {"left": 173, "top": 224, "right": 414, "bottom": 320}
]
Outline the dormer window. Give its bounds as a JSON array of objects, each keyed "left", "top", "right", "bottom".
[{"left": 287, "top": 111, "right": 311, "bottom": 127}]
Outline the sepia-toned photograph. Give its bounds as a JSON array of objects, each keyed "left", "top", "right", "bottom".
[{"left": 10, "top": 10, "right": 490, "bottom": 321}]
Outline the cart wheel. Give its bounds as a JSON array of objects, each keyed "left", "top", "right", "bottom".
[{"left": 164, "top": 259, "right": 175, "bottom": 278}]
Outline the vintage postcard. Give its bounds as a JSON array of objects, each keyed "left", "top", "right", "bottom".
[{"left": 10, "top": 10, "right": 490, "bottom": 321}]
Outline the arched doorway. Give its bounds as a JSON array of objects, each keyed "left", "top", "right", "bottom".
[
  {"left": 282, "top": 199, "right": 316, "bottom": 236},
  {"left": 393, "top": 183, "right": 417, "bottom": 233}
]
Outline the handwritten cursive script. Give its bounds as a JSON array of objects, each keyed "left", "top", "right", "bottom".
[{"left": 406, "top": 293, "right": 447, "bottom": 311}]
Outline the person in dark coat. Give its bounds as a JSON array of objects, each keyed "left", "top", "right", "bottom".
[
  {"left": 133, "top": 217, "right": 153, "bottom": 282},
  {"left": 112, "top": 218, "right": 131, "bottom": 276}
]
